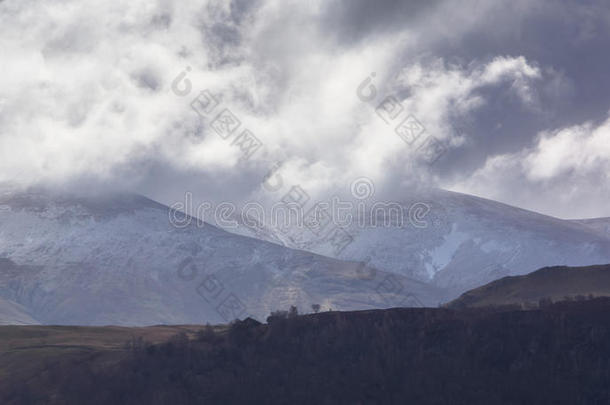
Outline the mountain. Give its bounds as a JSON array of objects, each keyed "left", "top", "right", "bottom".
[
  {"left": 571, "top": 217, "right": 610, "bottom": 239},
  {"left": 0, "top": 188, "right": 443, "bottom": 325},
  {"left": 447, "top": 264, "right": 610, "bottom": 309},
  {"left": 3, "top": 186, "right": 608, "bottom": 326},
  {"left": 0, "top": 296, "right": 38, "bottom": 325},
  {"left": 231, "top": 188, "right": 610, "bottom": 299}
]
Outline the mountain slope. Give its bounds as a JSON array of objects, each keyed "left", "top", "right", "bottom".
[
  {"left": 571, "top": 217, "right": 610, "bottom": 239},
  {"left": 232, "top": 188, "right": 610, "bottom": 298},
  {"left": 0, "top": 296, "right": 38, "bottom": 325},
  {"left": 446, "top": 264, "right": 610, "bottom": 308},
  {"left": 0, "top": 188, "right": 443, "bottom": 325}
]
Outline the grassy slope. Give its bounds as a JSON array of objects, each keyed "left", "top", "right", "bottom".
[
  {"left": 0, "top": 324, "right": 219, "bottom": 388},
  {"left": 447, "top": 264, "right": 610, "bottom": 308}
]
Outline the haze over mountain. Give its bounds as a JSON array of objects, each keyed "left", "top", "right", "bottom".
[
  {"left": 0, "top": 187, "right": 440, "bottom": 325},
  {"left": 1, "top": 185, "right": 609, "bottom": 326},
  {"left": 232, "top": 188, "right": 610, "bottom": 298}
]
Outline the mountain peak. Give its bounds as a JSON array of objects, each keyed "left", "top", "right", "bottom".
[{"left": 0, "top": 187, "right": 166, "bottom": 220}]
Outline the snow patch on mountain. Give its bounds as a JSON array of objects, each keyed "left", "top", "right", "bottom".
[
  {"left": 230, "top": 188, "right": 610, "bottom": 297},
  {"left": 424, "top": 223, "right": 470, "bottom": 279},
  {"left": 0, "top": 188, "right": 444, "bottom": 325},
  {"left": 571, "top": 217, "right": 610, "bottom": 239}
]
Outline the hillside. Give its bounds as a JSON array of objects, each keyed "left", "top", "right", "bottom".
[
  {"left": 0, "top": 188, "right": 443, "bottom": 325},
  {"left": 0, "top": 297, "right": 38, "bottom": 325},
  {"left": 232, "top": 188, "right": 610, "bottom": 297},
  {"left": 572, "top": 217, "right": 610, "bottom": 239},
  {"left": 0, "top": 324, "right": 208, "bottom": 386},
  {"left": 2, "top": 300, "right": 610, "bottom": 404},
  {"left": 447, "top": 264, "right": 610, "bottom": 309},
  {"left": 2, "top": 186, "right": 610, "bottom": 326}
]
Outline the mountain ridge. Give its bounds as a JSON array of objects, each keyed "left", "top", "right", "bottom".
[
  {"left": 0, "top": 188, "right": 443, "bottom": 325},
  {"left": 229, "top": 187, "right": 610, "bottom": 296},
  {"left": 446, "top": 263, "right": 610, "bottom": 309}
]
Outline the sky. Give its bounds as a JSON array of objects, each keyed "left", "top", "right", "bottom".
[{"left": 0, "top": 0, "right": 609, "bottom": 219}]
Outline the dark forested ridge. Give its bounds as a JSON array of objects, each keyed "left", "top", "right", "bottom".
[{"left": 2, "top": 298, "right": 610, "bottom": 405}]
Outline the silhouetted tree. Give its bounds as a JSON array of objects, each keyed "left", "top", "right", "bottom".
[{"left": 288, "top": 305, "right": 298, "bottom": 318}]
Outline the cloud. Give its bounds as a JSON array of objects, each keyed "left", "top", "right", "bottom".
[
  {"left": 0, "top": 0, "right": 266, "bottom": 185},
  {"left": 450, "top": 114, "right": 610, "bottom": 218},
  {"left": 0, "top": 0, "right": 608, "bottom": 218},
  {"left": 525, "top": 121, "right": 610, "bottom": 181}
]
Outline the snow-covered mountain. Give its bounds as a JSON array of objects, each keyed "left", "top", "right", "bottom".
[
  {"left": 571, "top": 217, "right": 610, "bottom": 239},
  {"left": 231, "top": 188, "right": 610, "bottom": 298},
  {"left": 2, "top": 186, "right": 608, "bottom": 326},
  {"left": 0, "top": 188, "right": 442, "bottom": 325},
  {"left": 0, "top": 295, "right": 38, "bottom": 325}
]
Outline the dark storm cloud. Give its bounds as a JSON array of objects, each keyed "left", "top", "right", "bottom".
[
  {"left": 309, "top": 0, "right": 610, "bottom": 218},
  {"left": 428, "top": 0, "right": 610, "bottom": 179},
  {"left": 316, "top": 0, "right": 610, "bottom": 176},
  {"left": 319, "top": 0, "right": 443, "bottom": 45}
]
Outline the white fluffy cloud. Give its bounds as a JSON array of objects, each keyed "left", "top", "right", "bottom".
[
  {"left": 451, "top": 114, "right": 610, "bottom": 218},
  {"left": 0, "top": 0, "right": 606, "bottom": 218},
  {"left": 0, "top": 1, "right": 541, "bottom": 188},
  {"left": 524, "top": 120, "right": 610, "bottom": 181}
]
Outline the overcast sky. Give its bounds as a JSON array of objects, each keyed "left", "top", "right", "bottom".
[{"left": 1, "top": 0, "right": 609, "bottom": 219}]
